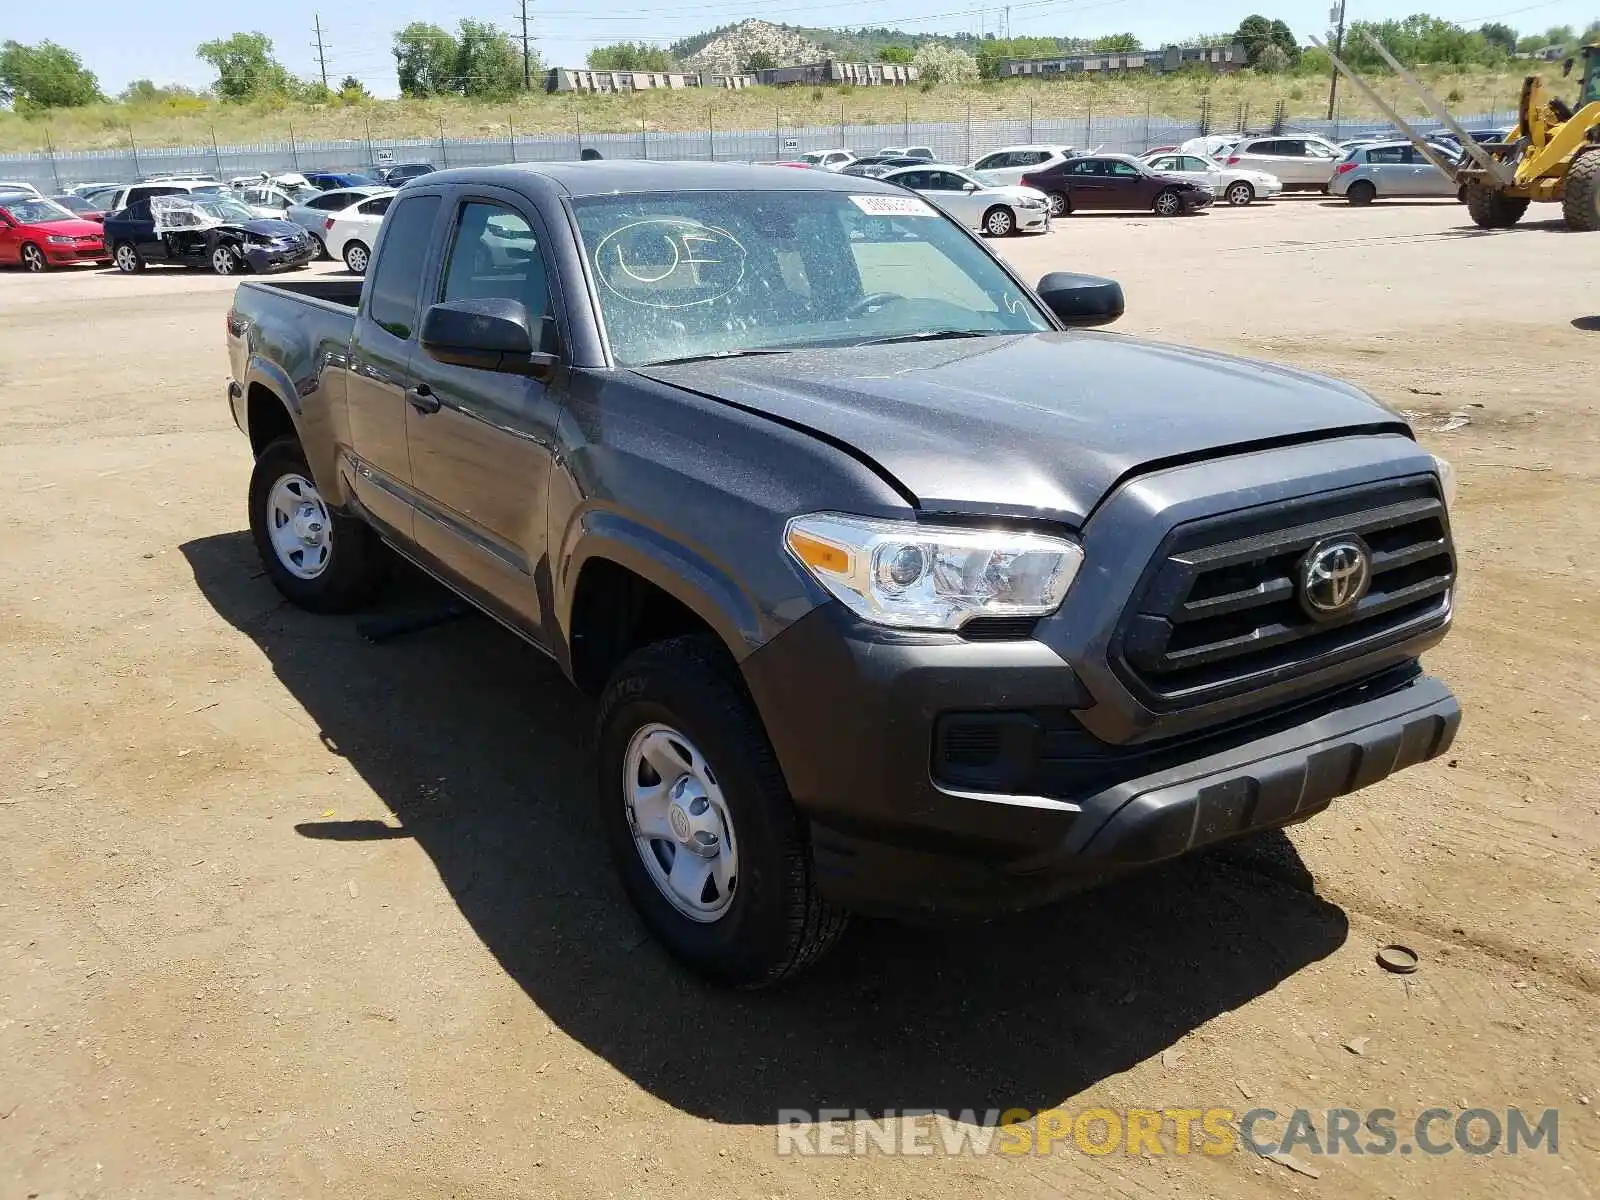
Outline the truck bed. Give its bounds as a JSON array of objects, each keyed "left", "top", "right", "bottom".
[{"left": 244, "top": 276, "right": 364, "bottom": 310}]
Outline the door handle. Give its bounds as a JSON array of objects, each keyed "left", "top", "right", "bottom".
[{"left": 406, "top": 384, "right": 440, "bottom": 414}]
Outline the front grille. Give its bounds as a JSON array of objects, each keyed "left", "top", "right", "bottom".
[{"left": 1114, "top": 476, "right": 1453, "bottom": 706}]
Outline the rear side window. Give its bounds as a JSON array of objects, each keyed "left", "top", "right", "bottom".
[
  {"left": 366, "top": 194, "right": 441, "bottom": 340},
  {"left": 359, "top": 196, "right": 393, "bottom": 217},
  {"left": 1366, "top": 145, "right": 1407, "bottom": 164},
  {"left": 308, "top": 193, "right": 346, "bottom": 210}
]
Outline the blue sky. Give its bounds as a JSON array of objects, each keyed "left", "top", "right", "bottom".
[{"left": 6, "top": 0, "right": 1592, "bottom": 97}]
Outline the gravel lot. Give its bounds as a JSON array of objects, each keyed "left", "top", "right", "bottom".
[{"left": 2, "top": 195, "right": 1597, "bottom": 1200}]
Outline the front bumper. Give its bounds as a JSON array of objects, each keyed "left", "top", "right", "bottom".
[
  {"left": 1181, "top": 191, "right": 1214, "bottom": 211},
  {"left": 46, "top": 241, "right": 106, "bottom": 263},
  {"left": 742, "top": 605, "right": 1458, "bottom": 916},
  {"left": 242, "top": 240, "right": 316, "bottom": 273},
  {"left": 1017, "top": 207, "right": 1049, "bottom": 230}
]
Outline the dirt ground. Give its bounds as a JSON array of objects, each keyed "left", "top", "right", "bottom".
[{"left": 1, "top": 195, "right": 1597, "bottom": 1200}]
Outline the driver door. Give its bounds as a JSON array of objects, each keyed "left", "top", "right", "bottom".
[{"left": 919, "top": 169, "right": 983, "bottom": 227}]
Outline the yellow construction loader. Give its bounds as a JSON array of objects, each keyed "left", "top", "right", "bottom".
[{"left": 1313, "top": 34, "right": 1600, "bottom": 231}]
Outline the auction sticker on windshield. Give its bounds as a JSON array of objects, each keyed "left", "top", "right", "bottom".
[{"left": 849, "top": 195, "right": 937, "bottom": 217}]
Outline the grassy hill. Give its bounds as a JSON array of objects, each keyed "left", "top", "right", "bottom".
[{"left": 1, "top": 65, "right": 1534, "bottom": 155}]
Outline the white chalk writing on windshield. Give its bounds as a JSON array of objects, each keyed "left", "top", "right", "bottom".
[{"left": 592, "top": 217, "right": 748, "bottom": 309}]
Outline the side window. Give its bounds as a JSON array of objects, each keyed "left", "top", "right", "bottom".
[
  {"left": 1366, "top": 145, "right": 1406, "bottom": 164},
  {"left": 1108, "top": 160, "right": 1140, "bottom": 176},
  {"left": 928, "top": 171, "right": 967, "bottom": 190},
  {"left": 308, "top": 193, "right": 343, "bottom": 210},
  {"left": 895, "top": 170, "right": 929, "bottom": 190},
  {"left": 1068, "top": 159, "right": 1099, "bottom": 175},
  {"left": 1277, "top": 140, "right": 1308, "bottom": 157},
  {"left": 365, "top": 195, "right": 441, "bottom": 340},
  {"left": 1180, "top": 156, "right": 1211, "bottom": 172},
  {"left": 439, "top": 202, "right": 549, "bottom": 318},
  {"left": 359, "top": 196, "right": 393, "bottom": 217},
  {"left": 1148, "top": 156, "right": 1177, "bottom": 171},
  {"left": 974, "top": 153, "right": 1007, "bottom": 170}
]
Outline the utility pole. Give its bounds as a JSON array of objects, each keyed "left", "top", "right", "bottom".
[
  {"left": 519, "top": 0, "right": 533, "bottom": 91},
  {"left": 1326, "top": 0, "right": 1347, "bottom": 120},
  {"left": 312, "top": 15, "right": 330, "bottom": 91}
]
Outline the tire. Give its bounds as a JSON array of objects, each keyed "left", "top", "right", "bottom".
[
  {"left": 1347, "top": 180, "right": 1377, "bottom": 206},
  {"left": 343, "top": 240, "right": 370, "bottom": 275},
  {"left": 1562, "top": 150, "right": 1600, "bottom": 232},
  {"left": 1464, "top": 184, "right": 1529, "bottom": 229},
  {"left": 1045, "top": 191, "right": 1070, "bottom": 218},
  {"left": 210, "top": 244, "right": 241, "bottom": 275},
  {"left": 248, "top": 435, "right": 388, "bottom": 613},
  {"left": 19, "top": 243, "right": 48, "bottom": 272},
  {"left": 1226, "top": 181, "right": 1255, "bottom": 206},
  {"left": 1153, "top": 189, "right": 1183, "bottom": 217},
  {"left": 311, "top": 234, "right": 330, "bottom": 261},
  {"left": 982, "top": 205, "right": 1015, "bottom": 237},
  {"left": 1457, "top": 184, "right": 1468, "bottom": 204},
  {"left": 597, "top": 634, "right": 847, "bottom": 988},
  {"left": 113, "top": 242, "right": 144, "bottom": 273}
]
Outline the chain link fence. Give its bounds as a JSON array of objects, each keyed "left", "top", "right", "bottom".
[{"left": 0, "top": 99, "right": 1519, "bottom": 191}]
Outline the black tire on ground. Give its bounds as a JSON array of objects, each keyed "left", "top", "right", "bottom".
[
  {"left": 113, "top": 242, "right": 144, "bottom": 273},
  {"left": 982, "top": 205, "right": 1015, "bottom": 237},
  {"left": 1464, "top": 184, "right": 1530, "bottom": 229},
  {"left": 596, "top": 634, "right": 847, "bottom": 988},
  {"left": 1561, "top": 150, "right": 1600, "bottom": 232},
  {"left": 20, "top": 242, "right": 48, "bottom": 271},
  {"left": 1046, "top": 191, "right": 1070, "bottom": 218},
  {"left": 248, "top": 435, "right": 388, "bottom": 613},
  {"left": 1347, "top": 180, "right": 1377, "bottom": 206},
  {"left": 343, "top": 240, "right": 370, "bottom": 274}
]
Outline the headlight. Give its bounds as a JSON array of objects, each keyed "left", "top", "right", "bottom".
[
  {"left": 785, "top": 513, "right": 1083, "bottom": 631},
  {"left": 1431, "top": 453, "right": 1457, "bottom": 509},
  {"left": 46, "top": 234, "right": 75, "bottom": 245}
]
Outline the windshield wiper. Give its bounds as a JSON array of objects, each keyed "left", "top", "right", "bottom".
[
  {"left": 641, "top": 348, "right": 793, "bottom": 367},
  {"left": 851, "top": 329, "right": 1000, "bottom": 347}
]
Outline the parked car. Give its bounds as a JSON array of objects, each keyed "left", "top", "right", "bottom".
[
  {"left": 1021, "top": 153, "right": 1214, "bottom": 216},
  {"left": 0, "top": 180, "right": 45, "bottom": 198},
  {"left": 380, "top": 162, "right": 437, "bottom": 186},
  {"left": 235, "top": 181, "right": 323, "bottom": 219},
  {"left": 0, "top": 194, "right": 107, "bottom": 270},
  {"left": 103, "top": 193, "right": 315, "bottom": 275},
  {"left": 225, "top": 160, "right": 1460, "bottom": 986},
  {"left": 321, "top": 191, "right": 395, "bottom": 273},
  {"left": 966, "top": 144, "right": 1078, "bottom": 186},
  {"left": 1177, "top": 135, "right": 1242, "bottom": 159},
  {"left": 96, "top": 179, "right": 229, "bottom": 215},
  {"left": 1220, "top": 135, "right": 1344, "bottom": 190},
  {"left": 65, "top": 181, "right": 119, "bottom": 199},
  {"left": 1139, "top": 150, "right": 1282, "bottom": 206},
  {"left": 304, "top": 170, "right": 383, "bottom": 190},
  {"left": 839, "top": 154, "right": 928, "bottom": 178},
  {"left": 879, "top": 163, "right": 1048, "bottom": 236},
  {"left": 879, "top": 145, "right": 935, "bottom": 160},
  {"left": 1330, "top": 140, "right": 1459, "bottom": 205},
  {"left": 49, "top": 194, "right": 107, "bottom": 222},
  {"left": 797, "top": 149, "right": 856, "bottom": 171},
  {"left": 284, "top": 186, "right": 391, "bottom": 256}
]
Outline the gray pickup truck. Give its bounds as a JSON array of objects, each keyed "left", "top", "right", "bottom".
[{"left": 226, "top": 162, "right": 1460, "bottom": 987}]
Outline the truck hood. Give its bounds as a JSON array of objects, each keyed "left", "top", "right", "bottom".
[{"left": 635, "top": 331, "right": 1408, "bottom": 525}]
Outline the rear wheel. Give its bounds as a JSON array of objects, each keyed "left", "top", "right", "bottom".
[
  {"left": 248, "top": 435, "right": 388, "bottom": 612},
  {"left": 1153, "top": 189, "right": 1183, "bottom": 217},
  {"left": 1225, "top": 180, "right": 1255, "bottom": 206},
  {"left": 982, "top": 205, "right": 1015, "bottom": 237},
  {"left": 1562, "top": 150, "right": 1600, "bottom": 232},
  {"left": 1347, "top": 180, "right": 1377, "bottom": 206},
  {"left": 113, "top": 242, "right": 144, "bottom": 273},
  {"left": 1464, "top": 184, "right": 1529, "bottom": 229},
  {"left": 597, "top": 635, "right": 847, "bottom": 988},
  {"left": 1045, "top": 191, "right": 1070, "bottom": 218},
  {"left": 311, "top": 234, "right": 330, "bottom": 260},
  {"left": 19, "top": 243, "right": 47, "bottom": 272},
  {"left": 343, "top": 240, "right": 370, "bottom": 274}
]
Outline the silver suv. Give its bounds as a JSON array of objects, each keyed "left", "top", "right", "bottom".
[{"left": 1222, "top": 135, "right": 1343, "bottom": 191}]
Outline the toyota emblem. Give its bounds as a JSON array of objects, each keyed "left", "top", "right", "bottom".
[{"left": 1299, "top": 537, "right": 1371, "bottom": 620}]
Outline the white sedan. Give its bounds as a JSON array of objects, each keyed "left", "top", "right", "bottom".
[
  {"left": 880, "top": 165, "right": 1049, "bottom": 236},
  {"left": 321, "top": 191, "right": 396, "bottom": 274},
  {"left": 1140, "top": 151, "right": 1282, "bottom": 206}
]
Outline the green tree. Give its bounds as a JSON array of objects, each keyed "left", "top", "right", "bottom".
[
  {"left": 1091, "top": 33, "right": 1141, "bottom": 52},
  {"left": 394, "top": 22, "right": 459, "bottom": 97},
  {"left": 877, "top": 45, "right": 914, "bottom": 63},
  {"left": 1479, "top": 22, "right": 1518, "bottom": 54},
  {"left": 1233, "top": 15, "right": 1294, "bottom": 66},
  {"left": 1543, "top": 24, "right": 1576, "bottom": 45},
  {"left": 743, "top": 50, "right": 778, "bottom": 72},
  {"left": 1516, "top": 33, "right": 1546, "bottom": 52},
  {"left": 455, "top": 19, "right": 524, "bottom": 99},
  {"left": 0, "top": 40, "right": 103, "bottom": 109},
  {"left": 338, "top": 76, "right": 370, "bottom": 103},
  {"left": 196, "top": 32, "right": 292, "bottom": 101},
  {"left": 1343, "top": 15, "right": 1489, "bottom": 69},
  {"left": 912, "top": 43, "right": 978, "bottom": 84},
  {"left": 588, "top": 42, "right": 674, "bottom": 71},
  {"left": 1268, "top": 19, "right": 1300, "bottom": 62}
]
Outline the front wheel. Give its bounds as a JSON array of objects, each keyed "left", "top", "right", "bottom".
[
  {"left": 597, "top": 635, "right": 847, "bottom": 988},
  {"left": 210, "top": 245, "right": 241, "bottom": 275},
  {"left": 982, "top": 205, "right": 1015, "bottom": 237},
  {"left": 311, "top": 234, "right": 330, "bottom": 261},
  {"left": 1226, "top": 181, "right": 1255, "bottom": 206},
  {"left": 20, "top": 243, "right": 48, "bottom": 272},
  {"left": 343, "top": 240, "right": 370, "bottom": 275},
  {"left": 1044, "top": 191, "right": 1070, "bottom": 218},
  {"left": 1347, "top": 180, "right": 1377, "bottom": 206},
  {"left": 248, "top": 436, "right": 388, "bottom": 612},
  {"left": 1464, "top": 184, "right": 1529, "bottom": 229},
  {"left": 113, "top": 242, "right": 144, "bottom": 273},
  {"left": 1154, "top": 189, "right": 1183, "bottom": 217}
]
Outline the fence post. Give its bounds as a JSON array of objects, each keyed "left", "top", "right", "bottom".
[
  {"left": 289, "top": 125, "right": 300, "bottom": 170},
  {"left": 1142, "top": 98, "right": 1150, "bottom": 150},
  {"left": 1240, "top": 101, "right": 1250, "bottom": 133},
  {"left": 574, "top": 107, "right": 582, "bottom": 157},
  {"left": 1085, "top": 100, "right": 1092, "bottom": 146},
  {"left": 1028, "top": 98, "right": 1035, "bottom": 143},
  {"left": 364, "top": 118, "right": 375, "bottom": 172},
  {"left": 708, "top": 105, "right": 715, "bottom": 161},
  {"left": 210, "top": 125, "right": 224, "bottom": 177},
  {"left": 640, "top": 117, "right": 648, "bottom": 160},
  {"left": 903, "top": 97, "right": 909, "bottom": 147},
  {"left": 839, "top": 103, "right": 845, "bottom": 148},
  {"left": 508, "top": 114, "right": 517, "bottom": 162},
  {"left": 438, "top": 120, "right": 448, "bottom": 167},
  {"left": 43, "top": 127, "right": 61, "bottom": 191},
  {"left": 965, "top": 103, "right": 972, "bottom": 163}
]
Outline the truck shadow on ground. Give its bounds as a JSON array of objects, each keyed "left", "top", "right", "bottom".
[{"left": 183, "top": 530, "right": 1349, "bottom": 1125}]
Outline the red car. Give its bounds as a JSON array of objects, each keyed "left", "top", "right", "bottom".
[{"left": 0, "top": 194, "right": 109, "bottom": 270}]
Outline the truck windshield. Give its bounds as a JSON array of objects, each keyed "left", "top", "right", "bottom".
[{"left": 569, "top": 189, "right": 1052, "bottom": 367}]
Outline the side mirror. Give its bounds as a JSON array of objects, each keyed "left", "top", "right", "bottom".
[
  {"left": 1035, "top": 271, "right": 1124, "bottom": 328},
  {"left": 963, "top": 181, "right": 980, "bottom": 191},
  {"left": 420, "top": 297, "right": 559, "bottom": 376}
]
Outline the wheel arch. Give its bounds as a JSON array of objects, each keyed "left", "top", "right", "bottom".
[{"left": 241, "top": 359, "right": 351, "bottom": 508}]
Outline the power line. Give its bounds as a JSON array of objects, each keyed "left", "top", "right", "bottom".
[{"left": 313, "top": 14, "right": 331, "bottom": 90}]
